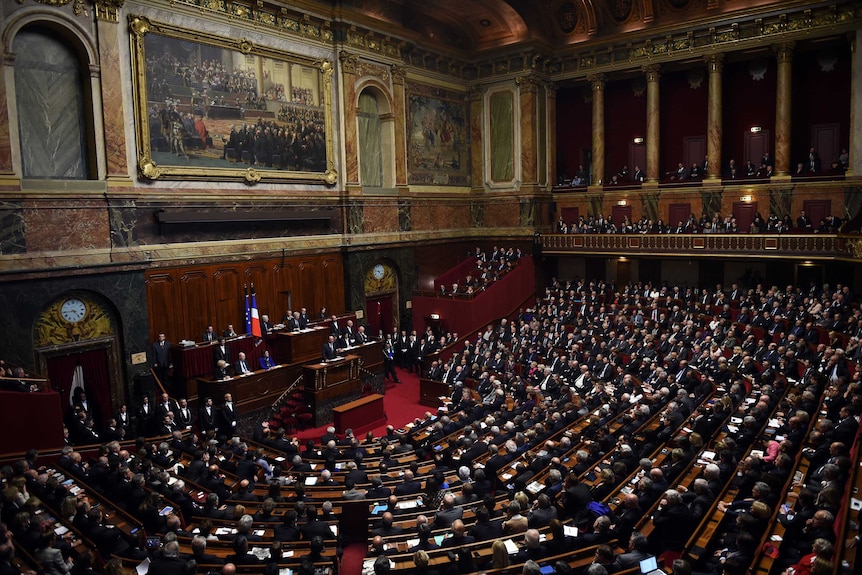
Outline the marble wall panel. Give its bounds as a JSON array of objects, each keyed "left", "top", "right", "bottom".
[
  {"left": 484, "top": 198, "right": 522, "bottom": 227},
  {"left": 110, "top": 201, "right": 343, "bottom": 245},
  {"left": 97, "top": 20, "right": 129, "bottom": 176},
  {"left": 23, "top": 201, "right": 110, "bottom": 252},
  {"left": 411, "top": 201, "right": 471, "bottom": 231},
  {"left": 0, "top": 71, "right": 11, "bottom": 172},
  {"left": 362, "top": 202, "right": 399, "bottom": 233},
  {"left": 0, "top": 201, "right": 26, "bottom": 254},
  {"left": 0, "top": 271, "right": 149, "bottom": 396}
]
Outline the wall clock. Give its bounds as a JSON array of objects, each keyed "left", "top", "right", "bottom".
[{"left": 60, "top": 298, "right": 87, "bottom": 323}]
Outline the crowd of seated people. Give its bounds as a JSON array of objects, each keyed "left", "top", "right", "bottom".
[
  {"left": 2, "top": 276, "right": 862, "bottom": 575},
  {"left": 439, "top": 247, "right": 523, "bottom": 297},
  {"left": 555, "top": 209, "right": 844, "bottom": 235}
]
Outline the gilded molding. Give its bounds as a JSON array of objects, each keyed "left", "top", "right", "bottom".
[
  {"left": 339, "top": 51, "right": 361, "bottom": 74},
  {"left": 94, "top": 0, "right": 124, "bottom": 22},
  {"left": 704, "top": 53, "right": 724, "bottom": 73},
  {"left": 16, "top": 0, "right": 87, "bottom": 15},
  {"left": 642, "top": 64, "right": 661, "bottom": 82},
  {"left": 390, "top": 64, "right": 407, "bottom": 85},
  {"left": 588, "top": 73, "right": 606, "bottom": 91},
  {"left": 774, "top": 42, "right": 796, "bottom": 63}
]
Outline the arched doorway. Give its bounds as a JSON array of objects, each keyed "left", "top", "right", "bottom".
[
  {"left": 357, "top": 84, "right": 395, "bottom": 190},
  {"left": 364, "top": 262, "right": 399, "bottom": 339},
  {"left": 33, "top": 291, "right": 125, "bottom": 428}
]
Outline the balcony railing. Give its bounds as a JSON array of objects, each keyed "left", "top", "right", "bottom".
[{"left": 540, "top": 232, "right": 855, "bottom": 258}]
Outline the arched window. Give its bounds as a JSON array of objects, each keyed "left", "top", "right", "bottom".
[
  {"left": 358, "top": 90, "right": 384, "bottom": 188},
  {"left": 13, "top": 26, "right": 93, "bottom": 179}
]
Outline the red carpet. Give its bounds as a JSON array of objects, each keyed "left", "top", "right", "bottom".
[
  {"left": 342, "top": 541, "right": 370, "bottom": 574},
  {"left": 294, "top": 366, "right": 431, "bottom": 443}
]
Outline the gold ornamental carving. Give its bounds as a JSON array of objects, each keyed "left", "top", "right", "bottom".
[
  {"left": 774, "top": 42, "right": 795, "bottom": 63},
  {"left": 588, "top": 73, "right": 606, "bottom": 91},
  {"left": 17, "top": 0, "right": 87, "bottom": 16},
  {"left": 848, "top": 239, "right": 862, "bottom": 260},
  {"left": 34, "top": 295, "right": 115, "bottom": 347},
  {"left": 339, "top": 51, "right": 361, "bottom": 74},
  {"left": 704, "top": 53, "right": 724, "bottom": 73},
  {"left": 94, "top": 0, "right": 124, "bottom": 22},
  {"left": 642, "top": 64, "right": 661, "bottom": 82},
  {"left": 237, "top": 38, "right": 254, "bottom": 54}
]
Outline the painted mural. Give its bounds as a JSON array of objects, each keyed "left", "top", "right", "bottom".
[{"left": 407, "top": 83, "right": 470, "bottom": 186}]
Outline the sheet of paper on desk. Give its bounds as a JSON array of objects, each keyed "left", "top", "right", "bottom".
[
  {"left": 278, "top": 569, "right": 293, "bottom": 575},
  {"left": 54, "top": 525, "right": 69, "bottom": 536},
  {"left": 282, "top": 550, "right": 294, "bottom": 558},
  {"left": 136, "top": 558, "right": 150, "bottom": 575},
  {"left": 563, "top": 525, "right": 579, "bottom": 537},
  {"left": 406, "top": 538, "right": 419, "bottom": 548},
  {"left": 305, "top": 477, "right": 318, "bottom": 486},
  {"left": 330, "top": 525, "right": 338, "bottom": 536},
  {"left": 504, "top": 539, "right": 519, "bottom": 554}
]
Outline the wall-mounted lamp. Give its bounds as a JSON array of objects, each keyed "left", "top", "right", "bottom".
[
  {"left": 617, "top": 200, "right": 627, "bottom": 206},
  {"left": 740, "top": 195, "right": 752, "bottom": 202},
  {"left": 750, "top": 126, "right": 762, "bottom": 133},
  {"left": 633, "top": 137, "right": 644, "bottom": 144}
]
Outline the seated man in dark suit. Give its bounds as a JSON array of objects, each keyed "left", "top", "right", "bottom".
[{"left": 440, "top": 519, "right": 475, "bottom": 548}]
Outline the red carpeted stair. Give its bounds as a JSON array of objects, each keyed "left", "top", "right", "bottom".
[{"left": 292, "top": 365, "right": 431, "bottom": 443}]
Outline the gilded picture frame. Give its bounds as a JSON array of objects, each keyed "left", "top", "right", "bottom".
[{"left": 128, "top": 15, "right": 337, "bottom": 185}]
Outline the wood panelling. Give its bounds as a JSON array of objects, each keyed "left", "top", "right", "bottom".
[{"left": 145, "top": 254, "right": 345, "bottom": 345}]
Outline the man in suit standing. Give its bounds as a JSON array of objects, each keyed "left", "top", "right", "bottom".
[
  {"left": 223, "top": 324, "right": 238, "bottom": 337},
  {"left": 176, "top": 398, "right": 194, "bottom": 431},
  {"left": 152, "top": 333, "right": 173, "bottom": 388},
  {"left": 198, "top": 397, "right": 217, "bottom": 434},
  {"left": 342, "top": 320, "right": 356, "bottom": 346},
  {"left": 213, "top": 338, "right": 231, "bottom": 367},
  {"left": 322, "top": 335, "right": 338, "bottom": 361},
  {"left": 329, "top": 315, "right": 341, "bottom": 336},
  {"left": 220, "top": 393, "right": 237, "bottom": 439}
]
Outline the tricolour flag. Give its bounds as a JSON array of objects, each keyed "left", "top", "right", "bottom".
[
  {"left": 250, "top": 285, "right": 262, "bottom": 337},
  {"left": 244, "top": 285, "right": 252, "bottom": 335},
  {"left": 69, "top": 364, "right": 85, "bottom": 406}
]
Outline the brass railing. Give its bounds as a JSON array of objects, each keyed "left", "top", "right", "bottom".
[{"left": 540, "top": 233, "right": 854, "bottom": 259}]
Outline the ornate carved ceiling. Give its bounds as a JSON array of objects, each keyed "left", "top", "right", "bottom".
[{"left": 325, "top": 0, "right": 840, "bottom": 57}]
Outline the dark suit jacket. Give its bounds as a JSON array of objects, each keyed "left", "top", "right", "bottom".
[{"left": 213, "top": 344, "right": 231, "bottom": 366}]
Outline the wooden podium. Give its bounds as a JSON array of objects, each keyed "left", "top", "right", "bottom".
[
  {"left": 303, "top": 355, "right": 362, "bottom": 426},
  {"left": 332, "top": 393, "right": 385, "bottom": 435},
  {"left": 269, "top": 326, "right": 330, "bottom": 364}
]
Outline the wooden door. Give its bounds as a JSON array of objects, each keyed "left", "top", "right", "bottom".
[
  {"left": 684, "top": 136, "right": 706, "bottom": 170},
  {"left": 616, "top": 260, "right": 631, "bottom": 286},
  {"left": 745, "top": 130, "right": 771, "bottom": 166},
  {"left": 811, "top": 123, "right": 839, "bottom": 173},
  {"left": 629, "top": 143, "right": 646, "bottom": 176},
  {"left": 803, "top": 199, "right": 832, "bottom": 229},
  {"left": 733, "top": 202, "right": 758, "bottom": 233},
  {"left": 668, "top": 203, "right": 691, "bottom": 229},
  {"left": 561, "top": 207, "right": 579, "bottom": 227},
  {"left": 612, "top": 205, "right": 633, "bottom": 229},
  {"left": 366, "top": 295, "right": 393, "bottom": 339}
]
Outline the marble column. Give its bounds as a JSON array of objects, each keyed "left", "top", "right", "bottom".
[
  {"left": 339, "top": 52, "right": 361, "bottom": 190},
  {"left": 589, "top": 74, "right": 606, "bottom": 186},
  {"left": 517, "top": 74, "right": 540, "bottom": 188},
  {"left": 95, "top": 0, "right": 128, "bottom": 180},
  {"left": 390, "top": 64, "right": 408, "bottom": 189},
  {"left": 849, "top": 30, "right": 862, "bottom": 178},
  {"left": 643, "top": 65, "right": 660, "bottom": 183},
  {"left": 705, "top": 54, "right": 724, "bottom": 180},
  {"left": 469, "top": 85, "right": 485, "bottom": 192},
  {"left": 0, "top": 54, "right": 13, "bottom": 174},
  {"left": 548, "top": 83, "right": 558, "bottom": 187},
  {"left": 774, "top": 42, "right": 794, "bottom": 176}
]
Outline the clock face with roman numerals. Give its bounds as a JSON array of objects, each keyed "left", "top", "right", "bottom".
[{"left": 60, "top": 298, "right": 87, "bottom": 323}]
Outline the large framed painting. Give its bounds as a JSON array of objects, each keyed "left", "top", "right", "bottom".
[
  {"left": 407, "top": 83, "right": 470, "bottom": 186},
  {"left": 128, "top": 15, "right": 337, "bottom": 185}
]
